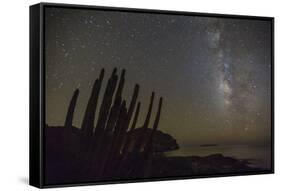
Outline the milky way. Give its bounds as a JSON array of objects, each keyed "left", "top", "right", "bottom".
[
  {"left": 205, "top": 18, "right": 272, "bottom": 133},
  {"left": 45, "top": 7, "right": 272, "bottom": 146},
  {"left": 206, "top": 20, "right": 235, "bottom": 124}
]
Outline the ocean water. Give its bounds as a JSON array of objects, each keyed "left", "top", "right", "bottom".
[{"left": 165, "top": 145, "right": 272, "bottom": 169}]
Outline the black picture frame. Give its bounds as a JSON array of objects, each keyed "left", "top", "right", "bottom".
[{"left": 30, "top": 2, "right": 274, "bottom": 188}]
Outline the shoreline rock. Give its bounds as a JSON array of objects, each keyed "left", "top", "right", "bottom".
[{"left": 149, "top": 153, "right": 263, "bottom": 178}]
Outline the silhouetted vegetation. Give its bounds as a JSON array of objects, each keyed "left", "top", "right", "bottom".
[{"left": 45, "top": 68, "right": 166, "bottom": 184}]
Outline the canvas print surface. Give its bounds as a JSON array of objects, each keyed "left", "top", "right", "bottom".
[{"left": 44, "top": 6, "right": 272, "bottom": 185}]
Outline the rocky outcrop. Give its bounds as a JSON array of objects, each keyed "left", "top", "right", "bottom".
[{"left": 128, "top": 128, "right": 179, "bottom": 153}]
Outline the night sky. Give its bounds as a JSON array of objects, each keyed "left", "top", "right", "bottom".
[{"left": 45, "top": 7, "right": 272, "bottom": 147}]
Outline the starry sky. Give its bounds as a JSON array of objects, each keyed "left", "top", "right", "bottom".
[{"left": 45, "top": 7, "right": 272, "bottom": 147}]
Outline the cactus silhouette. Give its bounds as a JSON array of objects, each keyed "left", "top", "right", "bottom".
[
  {"left": 64, "top": 89, "right": 79, "bottom": 129},
  {"left": 45, "top": 68, "right": 164, "bottom": 184}
]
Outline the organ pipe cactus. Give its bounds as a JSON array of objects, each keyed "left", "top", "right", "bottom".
[{"left": 60, "top": 68, "right": 163, "bottom": 180}]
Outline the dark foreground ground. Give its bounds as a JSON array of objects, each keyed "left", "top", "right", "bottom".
[
  {"left": 45, "top": 126, "right": 263, "bottom": 184},
  {"left": 149, "top": 153, "right": 261, "bottom": 178}
]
